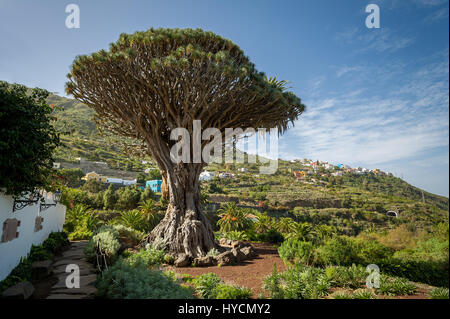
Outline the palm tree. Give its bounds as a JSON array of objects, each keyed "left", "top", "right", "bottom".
[{"left": 217, "top": 203, "right": 251, "bottom": 232}]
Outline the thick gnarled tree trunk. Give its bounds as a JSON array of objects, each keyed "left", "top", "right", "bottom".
[{"left": 144, "top": 163, "right": 216, "bottom": 258}]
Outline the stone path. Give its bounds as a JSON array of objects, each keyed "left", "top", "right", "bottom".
[{"left": 46, "top": 241, "right": 98, "bottom": 299}]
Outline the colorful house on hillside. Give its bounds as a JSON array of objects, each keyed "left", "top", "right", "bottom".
[
  {"left": 83, "top": 171, "right": 107, "bottom": 183},
  {"left": 146, "top": 180, "right": 162, "bottom": 193}
]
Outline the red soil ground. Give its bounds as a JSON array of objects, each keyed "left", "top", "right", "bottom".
[
  {"left": 168, "top": 243, "right": 286, "bottom": 297},
  {"left": 168, "top": 243, "right": 433, "bottom": 299}
]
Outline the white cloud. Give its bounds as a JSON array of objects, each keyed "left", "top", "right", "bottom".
[{"left": 280, "top": 51, "right": 449, "bottom": 171}]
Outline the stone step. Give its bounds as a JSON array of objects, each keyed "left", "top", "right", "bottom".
[
  {"left": 51, "top": 274, "right": 97, "bottom": 290},
  {"left": 50, "top": 285, "right": 97, "bottom": 296},
  {"left": 46, "top": 294, "right": 90, "bottom": 299},
  {"left": 53, "top": 259, "right": 91, "bottom": 268}
]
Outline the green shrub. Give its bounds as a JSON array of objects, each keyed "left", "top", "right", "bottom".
[
  {"left": 215, "top": 284, "right": 252, "bottom": 299},
  {"left": 255, "top": 229, "right": 284, "bottom": 244},
  {"left": 324, "top": 265, "right": 366, "bottom": 289},
  {"left": 126, "top": 248, "right": 165, "bottom": 267},
  {"left": 315, "top": 236, "right": 359, "bottom": 266},
  {"left": 192, "top": 273, "right": 223, "bottom": 299},
  {"left": 84, "top": 228, "right": 121, "bottom": 263},
  {"left": 97, "top": 258, "right": 194, "bottom": 299},
  {"left": 378, "top": 275, "right": 417, "bottom": 296},
  {"left": 429, "top": 287, "right": 449, "bottom": 299},
  {"left": 263, "top": 265, "right": 331, "bottom": 299},
  {"left": 278, "top": 239, "right": 316, "bottom": 265}
]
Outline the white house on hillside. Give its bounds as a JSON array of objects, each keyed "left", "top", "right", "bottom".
[{"left": 199, "top": 171, "right": 214, "bottom": 181}]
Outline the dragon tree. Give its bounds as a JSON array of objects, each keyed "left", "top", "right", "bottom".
[{"left": 66, "top": 28, "right": 305, "bottom": 260}]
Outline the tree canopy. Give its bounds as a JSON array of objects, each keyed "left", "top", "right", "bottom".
[
  {"left": 0, "top": 81, "right": 61, "bottom": 197},
  {"left": 66, "top": 28, "right": 305, "bottom": 167}
]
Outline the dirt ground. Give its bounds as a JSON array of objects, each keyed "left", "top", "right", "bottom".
[{"left": 168, "top": 243, "right": 287, "bottom": 297}]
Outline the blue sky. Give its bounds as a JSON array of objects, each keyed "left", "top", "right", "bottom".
[{"left": 0, "top": 0, "right": 448, "bottom": 196}]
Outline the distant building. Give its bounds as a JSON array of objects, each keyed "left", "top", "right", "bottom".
[
  {"left": 219, "top": 172, "right": 234, "bottom": 179},
  {"left": 53, "top": 162, "right": 61, "bottom": 169},
  {"left": 293, "top": 171, "right": 307, "bottom": 179},
  {"left": 238, "top": 168, "right": 248, "bottom": 173},
  {"left": 106, "top": 177, "right": 136, "bottom": 185},
  {"left": 332, "top": 171, "right": 343, "bottom": 177},
  {"left": 83, "top": 171, "right": 107, "bottom": 183},
  {"left": 146, "top": 180, "right": 162, "bottom": 192},
  {"left": 199, "top": 171, "right": 214, "bottom": 181}
]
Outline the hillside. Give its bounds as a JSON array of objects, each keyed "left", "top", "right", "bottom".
[
  {"left": 48, "top": 91, "right": 448, "bottom": 214},
  {"left": 47, "top": 93, "right": 154, "bottom": 172}
]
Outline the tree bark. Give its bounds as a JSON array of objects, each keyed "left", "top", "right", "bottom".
[
  {"left": 161, "top": 171, "right": 169, "bottom": 200},
  {"left": 144, "top": 163, "right": 216, "bottom": 258}
]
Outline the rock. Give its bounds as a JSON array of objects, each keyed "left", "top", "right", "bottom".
[
  {"left": 219, "top": 238, "right": 232, "bottom": 246},
  {"left": 231, "top": 248, "right": 246, "bottom": 263},
  {"left": 174, "top": 254, "right": 191, "bottom": 267},
  {"left": 240, "top": 246, "right": 257, "bottom": 259},
  {"left": 60, "top": 249, "right": 86, "bottom": 260},
  {"left": 231, "top": 240, "right": 241, "bottom": 248},
  {"left": 215, "top": 250, "right": 236, "bottom": 265},
  {"left": 193, "top": 256, "right": 216, "bottom": 267},
  {"left": 2, "top": 281, "right": 35, "bottom": 299},
  {"left": 53, "top": 259, "right": 91, "bottom": 267},
  {"left": 231, "top": 240, "right": 251, "bottom": 249},
  {"left": 32, "top": 260, "right": 53, "bottom": 279}
]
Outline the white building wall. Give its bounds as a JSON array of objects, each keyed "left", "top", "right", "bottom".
[{"left": 0, "top": 192, "right": 66, "bottom": 281}]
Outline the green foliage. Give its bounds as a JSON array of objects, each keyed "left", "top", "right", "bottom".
[
  {"left": 146, "top": 169, "right": 162, "bottom": 181},
  {"left": 126, "top": 248, "right": 165, "bottom": 267},
  {"left": 278, "top": 239, "right": 316, "bottom": 265},
  {"left": 217, "top": 230, "right": 249, "bottom": 241},
  {"left": 217, "top": 203, "right": 252, "bottom": 232},
  {"left": 97, "top": 257, "right": 194, "bottom": 299},
  {"left": 263, "top": 264, "right": 331, "bottom": 299},
  {"left": 429, "top": 287, "right": 449, "bottom": 299},
  {"left": 191, "top": 273, "right": 252, "bottom": 299},
  {"left": 82, "top": 179, "right": 105, "bottom": 193},
  {"left": 214, "top": 284, "right": 252, "bottom": 299},
  {"left": 103, "top": 184, "right": 118, "bottom": 209},
  {"left": 64, "top": 204, "right": 102, "bottom": 240},
  {"left": 116, "top": 186, "right": 141, "bottom": 210},
  {"left": 378, "top": 275, "right": 417, "bottom": 296},
  {"left": 0, "top": 232, "right": 68, "bottom": 293},
  {"left": 0, "top": 81, "right": 61, "bottom": 196},
  {"left": 84, "top": 226, "right": 121, "bottom": 263},
  {"left": 324, "top": 265, "right": 366, "bottom": 289},
  {"left": 59, "top": 168, "right": 84, "bottom": 187},
  {"left": 315, "top": 236, "right": 360, "bottom": 266},
  {"left": 192, "top": 273, "right": 223, "bottom": 299}
]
